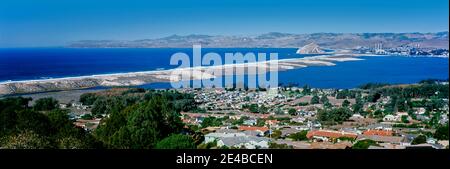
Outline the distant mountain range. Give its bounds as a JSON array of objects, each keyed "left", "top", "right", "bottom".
[{"left": 68, "top": 31, "right": 449, "bottom": 49}]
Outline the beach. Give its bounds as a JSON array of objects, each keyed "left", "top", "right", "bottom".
[{"left": 0, "top": 54, "right": 367, "bottom": 96}]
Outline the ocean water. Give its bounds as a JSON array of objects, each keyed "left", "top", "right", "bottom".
[{"left": 0, "top": 48, "right": 448, "bottom": 89}]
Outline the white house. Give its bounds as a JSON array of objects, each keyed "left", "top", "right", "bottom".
[
  {"left": 383, "top": 115, "right": 397, "bottom": 122},
  {"left": 414, "top": 107, "right": 426, "bottom": 115},
  {"left": 349, "top": 114, "right": 364, "bottom": 120}
]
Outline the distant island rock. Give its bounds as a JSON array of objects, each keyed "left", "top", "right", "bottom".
[{"left": 296, "top": 42, "right": 325, "bottom": 54}]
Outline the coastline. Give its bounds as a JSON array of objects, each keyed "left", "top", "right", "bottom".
[{"left": 0, "top": 53, "right": 445, "bottom": 96}]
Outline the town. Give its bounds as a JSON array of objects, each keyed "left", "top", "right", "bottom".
[
  {"left": 175, "top": 81, "right": 449, "bottom": 149},
  {"left": 5, "top": 79, "right": 446, "bottom": 149}
]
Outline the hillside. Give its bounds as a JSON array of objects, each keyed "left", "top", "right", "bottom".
[{"left": 68, "top": 32, "right": 449, "bottom": 49}]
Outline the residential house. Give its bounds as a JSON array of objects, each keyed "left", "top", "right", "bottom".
[
  {"left": 357, "top": 135, "right": 403, "bottom": 145},
  {"left": 243, "top": 119, "right": 257, "bottom": 126},
  {"left": 367, "top": 123, "right": 393, "bottom": 131},
  {"left": 238, "top": 126, "right": 269, "bottom": 136},
  {"left": 363, "top": 129, "right": 394, "bottom": 136},
  {"left": 204, "top": 131, "right": 269, "bottom": 149},
  {"left": 265, "top": 120, "right": 279, "bottom": 126},
  {"left": 383, "top": 115, "right": 397, "bottom": 122},
  {"left": 306, "top": 130, "right": 358, "bottom": 142}
]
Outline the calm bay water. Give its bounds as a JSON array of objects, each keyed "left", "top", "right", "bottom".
[{"left": 0, "top": 48, "right": 448, "bottom": 89}]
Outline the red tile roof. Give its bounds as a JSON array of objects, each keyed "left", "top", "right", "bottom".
[
  {"left": 238, "top": 126, "right": 269, "bottom": 132},
  {"left": 307, "top": 130, "right": 357, "bottom": 139},
  {"left": 363, "top": 129, "right": 393, "bottom": 136}
]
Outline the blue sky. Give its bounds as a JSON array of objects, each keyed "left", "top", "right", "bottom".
[{"left": 0, "top": 0, "right": 448, "bottom": 47}]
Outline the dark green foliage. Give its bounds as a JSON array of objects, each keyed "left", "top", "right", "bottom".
[
  {"left": 95, "top": 95, "right": 184, "bottom": 149},
  {"left": 379, "top": 84, "right": 448, "bottom": 99},
  {"left": 256, "top": 118, "right": 266, "bottom": 127},
  {"left": 1, "top": 130, "right": 53, "bottom": 149},
  {"left": 342, "top": 100, "right": 350, "bottom": 107},
  {"left": 155, "top": 134, "right": 196, "bottom": 149},
  {"left": 269, "top": 130, "right": 282, "bottom": 139},
  {"left": 297, "top": 102, "right": 309, "bottom": 106},
  {"left": 336, "top": 89, "right": 359, "bottom": 99},
  {"left": 317, "top": 107, "right": 353, "bottom": 124},
  {"left": 401, "top": 115, "right": 409, "bottom": 123},
  {"left": 288, "top": 108, "right": 297, "bottom": 116},
  {"left": 352, "top": 139, "right": 379, "bottom": 149},
  {"left": 367, "top": 92, "right": 381, "bottom": 102},
  {"left": 352, "top": 97, "right": 364, "bottom": 114},
  {"left": 288, "top": 130, "right": 308, "bottom": 141},
  {"left": 144, "top": 90, "right": 197, "bottom": 112},
  {"left": 242, "top": 104, "right": 267, "bottom": 114},
  {"left": 434, "top": 123, "right": 449, "bottom": 140},
  {"left": 16, "top": 109, "right": 52, "bottom": 136},
  {"left": 0, "top": 97, "right": 32, "bottom": 136},
  {"left": 79, "top": 93, "right": 98, "bottom": 105},
  {"left": 201, "top": 117, "right": 223, "bottom": 128},
  {"left": 310, "top": 95, "right": 320, "bottom": 104},
  {"left": 320, "top": 95, "right": 329, "bottom": 104},
  {"left": 411, "top": 135, "right": 427, "bottom": 145},
  {"left": 33, "top": 97, "right": 58, "bottom": 111},
  {"left": 0, "top": 97, "right": 98, "bottom": 149},
  {"left": 302, "top": 85, "right": 311, "bottom": 95}
]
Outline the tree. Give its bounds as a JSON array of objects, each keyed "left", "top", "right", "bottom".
[
  {"left": 79, "top": 93, "right": 98, "bottom": 105},
  {"left": 155, "top": 134, "right": 196, "bottom": 149},
  {"left": 256, "top": 118, "right": 266, "bottom": 127},
  {"left": 288, "top": 108, "right": 297, "bottom": 116},
  {"left": 249, "top": 104, "right": 259, "bottom": 113},
  {"left": 16, "top": 109, "right": 52, "bottom": 136},
  {"left": 269, "top": 130, "right": 282, "bottom": 139},
  {"left": 201, "top": 117, "right": 223, "bottom": 128},
  {"left": 46, "top": 109, "right": 85, "bottom": 138},
  {"left": 310, "top": 95, "right": 320, "bottom": 104},
  {"left": 0, "top": 97, "right": 100, "bottom": 149},
  {"left": 302, "top": 85, "right": 311, "bottom": 95},
  {"left": 434, "top": 123, "right": 449, "bottom": 140},
  {"left": 317, "top": 107, "right": 353, "bottom": 124},
  {"left": 91, "top": 98, "right": 108, "bottom": 115},
  {"left": 97, "top": 95, "right": 184, "bottom": 149},
  {"left": 411, "top": 135, "right": 427, "bottom": 145},
  {"left": 352, "top": 97, "right": 364, "bottom": 114},
  {"left": 274, "top": 108, "right": 284, "bottom": 115},
  {"left": 288, "top": 130, "right": 308, "bottom": 141},
  {"left": 342, "top": 100, "right": 350, "bottom": 107},
  {"left": 57, "top": 137, "right": 88, "bottom": 149},
  {"left": 1, "top": 130, "right": 52, "bottom": 149},
  {"left": 352, "top": 139, "right": 378, "bottom": 149},
  {"left": 0, "top": 97, "right": 32, "bottom": 136},
  {"left": 33, "top": 98, "right": 58, "bottom": 111},
  {"left": 401, "top": 115, "right": 409, "bottom": 123},
  {"left": 320, "top": 95, "right": 329, "bottom": 104}
]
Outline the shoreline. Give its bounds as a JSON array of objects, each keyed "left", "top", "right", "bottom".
[
  {"left": 0, "top": 53, "right": 445, "bottom": 95},
  {"left": 0, "top": 54, "right": 369, "bottom": 85},
  {"left": 0, "top": 53, "right": 446, "bottom": 85}
]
